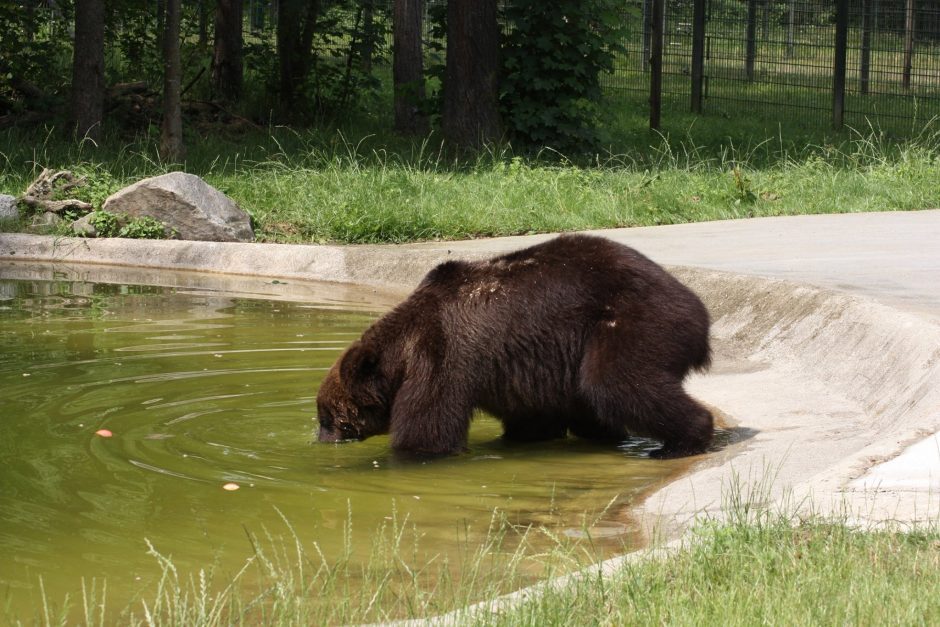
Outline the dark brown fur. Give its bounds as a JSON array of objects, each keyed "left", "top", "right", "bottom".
[{"left": 316, "top": 234, "right": 713, "bottom": 458}]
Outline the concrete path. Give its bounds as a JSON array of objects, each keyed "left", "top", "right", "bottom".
[
  {"left": 2, "top": 210, "right": 939, "bottom": 532},
  {"left": 403, "top": 210, "right": 940, "bottom": 318}
]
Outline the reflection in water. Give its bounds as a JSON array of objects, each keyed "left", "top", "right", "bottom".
[{"left": 0, "top": 278, "right": 684, "bottom": 618}]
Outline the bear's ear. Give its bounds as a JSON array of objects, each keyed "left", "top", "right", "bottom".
[{"left": 340, "top": 341, "right": 383, "bottom": 404}]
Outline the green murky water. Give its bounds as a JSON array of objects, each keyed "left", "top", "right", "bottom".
[{"left": 0, "top": 276, "right": 683, "bottom": 617}]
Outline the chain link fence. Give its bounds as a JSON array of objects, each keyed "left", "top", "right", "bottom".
[{"left": 616, "top": 0, "right": 940, "bottom": 128}]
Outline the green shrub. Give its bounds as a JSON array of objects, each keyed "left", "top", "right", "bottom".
[
  {"left": 501, "top": 0, "right": 629, "bottom": 154},
  {"left": 117, "top": 215, "right": 169, "bottom": 239},
  {"left": 88, "top": 210, "right": 120, "bottom": 237},
  {"left": 87, "top": 211, "right": 170, "bottom": 239}
]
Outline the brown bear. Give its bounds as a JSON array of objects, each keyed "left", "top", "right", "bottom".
[{"left": 316, "top": 234, "right": 713, "bottom": 459}]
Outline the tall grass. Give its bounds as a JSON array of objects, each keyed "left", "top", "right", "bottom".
[
  {"left": 493, "top": 516, "right": 940, "bottom": 626},
  {"left": 14, "top": 503, "right": 603, "bottom": 626}
]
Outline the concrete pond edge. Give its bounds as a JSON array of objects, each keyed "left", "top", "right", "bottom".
[{"left": 2, "top": 232, "right": 939, "bottom": 623}]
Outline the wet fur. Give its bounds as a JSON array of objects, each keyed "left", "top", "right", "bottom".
[{"left": 316, "top": 234, "right": 713, "bottom": 458}]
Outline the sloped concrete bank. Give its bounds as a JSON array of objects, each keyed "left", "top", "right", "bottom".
[{"left": 667, "top": 268, "right": 940, "bottom": 528}]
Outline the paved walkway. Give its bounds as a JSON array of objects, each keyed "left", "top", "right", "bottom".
[{"left": 403, "top": 209, "right": 940, "bottom": 317}]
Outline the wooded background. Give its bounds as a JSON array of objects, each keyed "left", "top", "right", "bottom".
[{"left": 1, "top": 1, "right": 627, "bottom": 158}]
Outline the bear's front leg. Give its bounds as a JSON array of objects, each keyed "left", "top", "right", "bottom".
[{"left": 389, "top": 378, "right": 473, "bottom": 456}]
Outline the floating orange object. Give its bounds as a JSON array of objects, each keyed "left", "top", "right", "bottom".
[
  {"left": 95, "top": 429, "right": 113, "bottom": 438},
  {"left": 222, "top": 482, "right": 240, "bottom": 491}
]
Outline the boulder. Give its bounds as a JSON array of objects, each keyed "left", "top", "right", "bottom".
[
  {"left": 72, "top": 212, "right": 98, "bottom": 237},
  {"left": 30, "top": 211, "right": 62, "bottom": 228},
  {"left": 103, "top": 172, "right": 253, "bottom": 242},
  {"left": 0, "top": 194, "right": 17, "bottom": 222}
]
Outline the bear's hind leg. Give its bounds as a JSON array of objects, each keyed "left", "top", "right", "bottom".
[
  {"left": 580, "top": 323, "right": 713, "bottom": 458},
  {"left": 643, "top": 387, "right": 714, "bottom": 458},
  {"left": 567, "top": 413, "right": 627, "bottom": 442},
  {"left": 501, "top": 412, "right": 568, "bottom": 442},
  {"left": 581, "top": 372, "right": 713, "bottom": 459}
]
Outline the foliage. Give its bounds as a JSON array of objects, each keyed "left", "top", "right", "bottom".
[
  {"left": 242, "top": 0, "right": 390, "bottom": 122},
  {"left": 304, "top": 1, "right": 388, "bottom": 119},
  {"left": 420, "top": 1, "right": 448, "bottom": 123},
  {"left": 88, "top": 210, "right": 170, "bottom": 239},
  {"left": 88, "top": 209, "right": 120, "bottom": 236},
  {"left": 61, "top": 166, "right": 122, "bottom": 210},
  {"left": 0, "top": 1, "right": 73, "bottom": 113},
  {"left": 110, "top": 2, "right": 164, "bottom": 88},
  {"left": 2, "top": 0, "right": 390, "bottom": 127},
  {"left": 500, "top": 0, "right": 630, "bottom": 154},
  {"left": 118, "top": 214, "right": 168, "bottom": 239}
]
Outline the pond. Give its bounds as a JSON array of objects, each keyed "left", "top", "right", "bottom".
[{"left": 0, "top": 270, "right": 688, "bottom": 619}]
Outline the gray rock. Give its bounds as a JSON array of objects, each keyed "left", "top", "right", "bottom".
[
  {"left": 31, "top": 211, "right": 62, "bottom": 228},
  {"left": 103, "top": 172, "right": 253, "bottom": 242},
  {"left": 72, "top": 212, "right": 98, "bottom": 237},
  {"left": 0, "top": 194, "right": 18, "bottom": 222}
]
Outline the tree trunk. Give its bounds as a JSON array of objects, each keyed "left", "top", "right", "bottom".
[
  {"left": 394, "top": 0, "right": 428, "bottom": 135},
  {"left": 361, "top": 0, "right": 375, "bottom": 72},
  {"left": 198, "top": 0, "right": 209, "bottom": 50},
  {"left": 212, "top": 0, "right": 244, "bottom": 101},
  {"left": 442, "top": 0, "right": 501, "bottom": 149},
  {"left": 277, "top": 0, "right": 301, "bottom": 106},
  {"left": 71, "top": 0, "right": 106, "bottom": 142},
  {"left": 160, "top": 0, "right": 185, "bottom": 161},
  {"left": 156, "top": 0, "right": 166, "bottom": 50},
  {"left": 277, "top": 0, "right": 321, "bottom": 111}
]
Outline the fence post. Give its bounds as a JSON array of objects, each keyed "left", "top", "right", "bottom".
[
  {"left": 860, "top": 0, "right": 872, "bottom": 95},
  {"left": 745, "top": 0, "right": 757, "bottom": 81},
  {"left": 902, "top": 0, "right": 915, "bottom": 89},
  {"left": 650, "top": 0, "right": 664, "bottom": 129},
  {"left": 786, "top": 0, "right": 795, "bottom": 57},
  {"left": 832, "top": 0, "right": 848, "bottom": 128},
  {"left": 691, "top": 0, "right": 706, "bottom": 113}
]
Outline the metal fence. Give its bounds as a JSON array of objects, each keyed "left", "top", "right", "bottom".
[
  {"left": 231, "top": 1, "right": 940, "bottom": 128},
  {"left": 617, "top": 0, "right": 940, "bottom": 128}
]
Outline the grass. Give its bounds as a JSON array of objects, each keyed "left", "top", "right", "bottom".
[
  {"left": 14, "top": 491, "right": 940, "bottom": 626},
  {"left": 493, "top": 517, "right": 940, "bottom": 626},
  {"left": 2, "top": 93, "right": 939, "bottom": 244}
]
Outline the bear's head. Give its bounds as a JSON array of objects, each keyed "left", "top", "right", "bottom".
[{"left": 316, "top": 340, "right": 392, "bottom": 443}]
